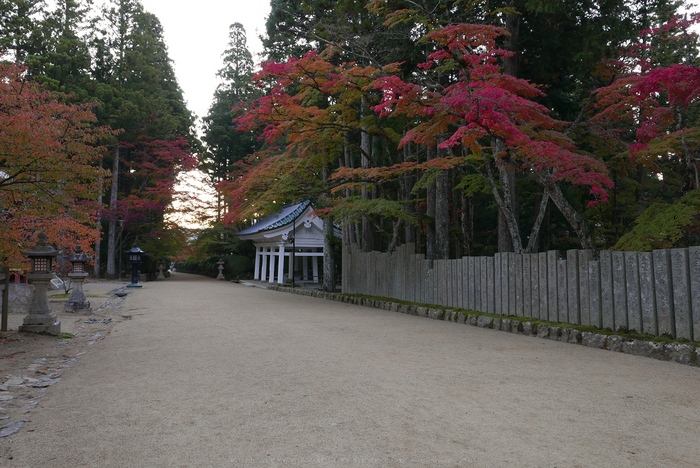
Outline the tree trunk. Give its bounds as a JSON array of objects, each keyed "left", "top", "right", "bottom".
[
  {"left": 482, "top": 152, "right": 523, "bottom": 253},
  {"left": 460, "top": 192, "right": 473, "bottom": 256},
  {"left": 435, "top": 170, "right": 449, "bottom": 259},
  {"left": 403, "top": 142, "right": 416, "bottom": 245},
  {"left": 426, "top": 146, "right": 436, "bottom": 260},
  {"left": 341, "top": 139, "right": 355, "bottom": 247},
  {"left": 94, "top": 156, "right": 103, "bottom": 278},
  {"left": 322, "top": 165, "right": 336, "bottom": 292},
  {"left": 494, "top": 139, "right": 517, "bottom": 252},
  {"left": 524, "top": 192, "right": 549, "bottom": 253},
  {"left": 106, "top": 145, "right": 119, "bottom": 277},
  {"left": 496, "top": 4, "right": 521, "bottom": 252},
  {"left": 388, "top": 219, "right": 403, "bottom": 252},
  {"left": 533, "top": 172, "right": 597, "bottom": 253},
  {"left": 360, "top": 100, "right": 373, "bottom": 251}
]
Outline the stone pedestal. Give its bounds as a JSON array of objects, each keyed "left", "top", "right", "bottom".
[
  {"left": 65, "top": 271, "right": 92, "bottom": 314},
  {"left": 157, "top": 266, "right": 165, "bottom": 279},
  {"left": 19, "top": 272, "right": 61, "bottom": 335},
  {"left": 216, "top": 260, "right": 225, "bottom": 280}
]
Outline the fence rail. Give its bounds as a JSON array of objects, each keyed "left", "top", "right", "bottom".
[{"left": 342, "top": 244, "right": 700, "bottom": 340}]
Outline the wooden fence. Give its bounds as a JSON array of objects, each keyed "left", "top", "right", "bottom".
[{"left": 342, "top": 243, "right": 700, "bottom": 340}]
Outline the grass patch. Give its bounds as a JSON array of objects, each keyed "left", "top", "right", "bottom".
[{"left": 56, "top": 332, "right": 74, "bottom": 339}]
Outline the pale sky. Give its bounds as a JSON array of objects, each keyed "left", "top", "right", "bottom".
[
  {"left": 140, "top": 0, "right": 271, "bottom": 126},
  {"left": 137, "top": 1, "right": 272, "bottom": 228}
]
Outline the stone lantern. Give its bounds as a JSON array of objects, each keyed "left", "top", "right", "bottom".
[
  {"left": 157, "top": 259, "right": 165, "bottom": 280},
  {"left": 19, "top": 232, "right": 61, "bottom": 335},
  {"left": 65, "top": 245, "right": 92, "bottom": 314},
  {"left": 125, "top": 241, "right": 147, "bottom": 288},
  {"left": 216, "top": 258, "right": 225, "bottom": 280}
]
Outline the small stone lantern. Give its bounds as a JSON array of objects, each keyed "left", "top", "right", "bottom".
[
  {"left": 65, "top": 245, "right": 92, "bottom": 314},
  {"left": 19, "top": 232, "right": 61, "bottom": 335},
  {"left": 125, "top": 241, "right": 147, "bottom": 288},
  {"left": 157, "top": 259, "right": 165, "bottom": 280},
  {"left": 216, "top": 258, "right": 225, "bottom": 280}
]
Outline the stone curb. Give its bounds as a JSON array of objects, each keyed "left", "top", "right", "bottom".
[{"left": 270, "top": 286, "right": 699, "bottom": 367}]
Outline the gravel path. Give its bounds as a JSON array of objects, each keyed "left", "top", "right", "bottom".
[{"left": 6, "top": 273, "right": 700, "bottom": 467}]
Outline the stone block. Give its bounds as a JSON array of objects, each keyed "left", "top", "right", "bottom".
[
  {"left": 501, "top": 318, "right": 512, "bottom": 332},
  {"left": 530, "top": 254, "right": 540, "bottom": 320},
  {"left": 460, "top": 257, "right": 469, "bottom": 310},
  {"left": 468, "top": 257, "right": 475, "bottom": 311},
  {"left": 536, "top": 324, "right": 550, "bottom": 339},
  {"left": 492, "top": 317, "right": 501, "bottom": 330},
  {"left": 566, "top": 250, "right": 580, "bottom": 325},
  {"left": 501, "top": 253, "right": 509, "bottom": 315},
  {"left": 522, "top": 322, "right": 535, "bottom": 336},
  {"left": 577, "top": 250, "right": 594, "bottom": 326},
  {"left": 456, "top": 258, "right": 464, "bottom": 309},
  {"left": 638, "top": 252, "right": 658, "bottom": 335},
  {"left": 600, "top": 251, "right": 614, "bottom": 330},
  {"left": 567, "top": 330, "right": 582, "bottom": 345},
  {"left": 605, "top": 336, "right": 624, "bottom": 352},
  {"left": 559, "top": 328, "right": 571, "bottom": 343},
  {"left": 515, "top": 254, "right": 523, "bottom": 317},
  {"left": 557, "top": 259, "right": 568, "bottom": 323},
  {"left": 665, "top": 342, "right": 695, "bottom": 365},
  {"left": 509, "top": 253, "right": 517, "bottom": 316},
  {"left": 513, "top": 320, "right": 525, "bottom": 333},
  {"left": 612, "top": 251, "right": 628, "bottom": 331},
  {"left": 690, "top": 247, "right": 700, "bottom": 341},
  {"left": 581, "top": 332, "right": 606, "bottom": 349},
  {"left": 0, "top": 284, "right": 34, "bottom": 314},
  {"left": 522, "top": 254, "right": 532, "bottom": 319},
  {"left": 624, "top": 252, "right": 642, "bottom": 333},
  {"left": 486, "top": 257, "right": 495, "bottom": 314},
  {"left": 589, "top": 260, "right": 602, "bottom": 328},
  {"left": 549, "top": 326, "right": 561, "bottom": 341},
  {"left": 547, "top": 251, "right": 559, "bottom": 323},
  {"left": 671, "top": 248, "right": 693, "bottom": 340},
  {"left": 477, "top": 316, "right": 493, "bottom": 328},
  {"left": 621, "top": 341, "right": 665, "bottom": 360},
  {"left": 539, "top": 252, "right": 548, "bottom": 321},
  {"left": 480, "top": 257, "right": 488, "bottom": 314},
  {"left": 444, "top": 260, "right": 452, "bottom": 308},
  {"left": 653, "top": 249, "right": 675, "bottom": 337},
  {"left": 467, "top": 314, "right": 478, "bottom": 326},
  {"left": 494, "top": 253, "right": 501, "bottom": 315}
]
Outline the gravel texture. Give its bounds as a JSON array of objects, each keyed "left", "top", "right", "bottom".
[{"left": 3, "top": 273, "right": 700, "bottom": 467}]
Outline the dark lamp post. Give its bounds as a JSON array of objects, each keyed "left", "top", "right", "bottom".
[
  {"left": 18, "top": 232, "right": 61, "bottom": 334},
  {"left": 125, "top": 241, "right": 147, "bottom": 288},
  {"left": 65, "top": 245, "right": 92, "bottom": 314}
]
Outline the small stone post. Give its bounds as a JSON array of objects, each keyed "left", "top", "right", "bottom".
[
  {"left": 19, "top": 233, "right": 61, "bottom": 335},
  {"left": 65, "top": 245, "right": 92, "bottom": 314},
  {"left": 216, "top": 258, "right": 225, "bottom": 280},
  {"left": 157, "top": 260, "right": 165, "bottom": 280}
]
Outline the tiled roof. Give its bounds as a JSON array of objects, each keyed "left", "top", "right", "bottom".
[{"left": 236, "top": 200, "right": 311, "bottom": 236}]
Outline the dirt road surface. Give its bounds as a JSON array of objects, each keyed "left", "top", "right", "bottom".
[{"left": 3, "top": 273, "right": 700, "bottom": 467}]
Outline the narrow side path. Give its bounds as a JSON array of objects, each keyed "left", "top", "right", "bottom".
[{"left": 7, "top": 273, "right": 700, "bottom": 467}]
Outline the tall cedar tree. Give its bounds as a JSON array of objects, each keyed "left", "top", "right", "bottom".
[{"left": 202, "top": 23, "right": 258, "bottom": 222}]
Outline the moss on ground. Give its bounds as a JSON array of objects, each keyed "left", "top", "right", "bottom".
[{"left": 342, "top": 293, "right": 699, "bottom": 347}]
